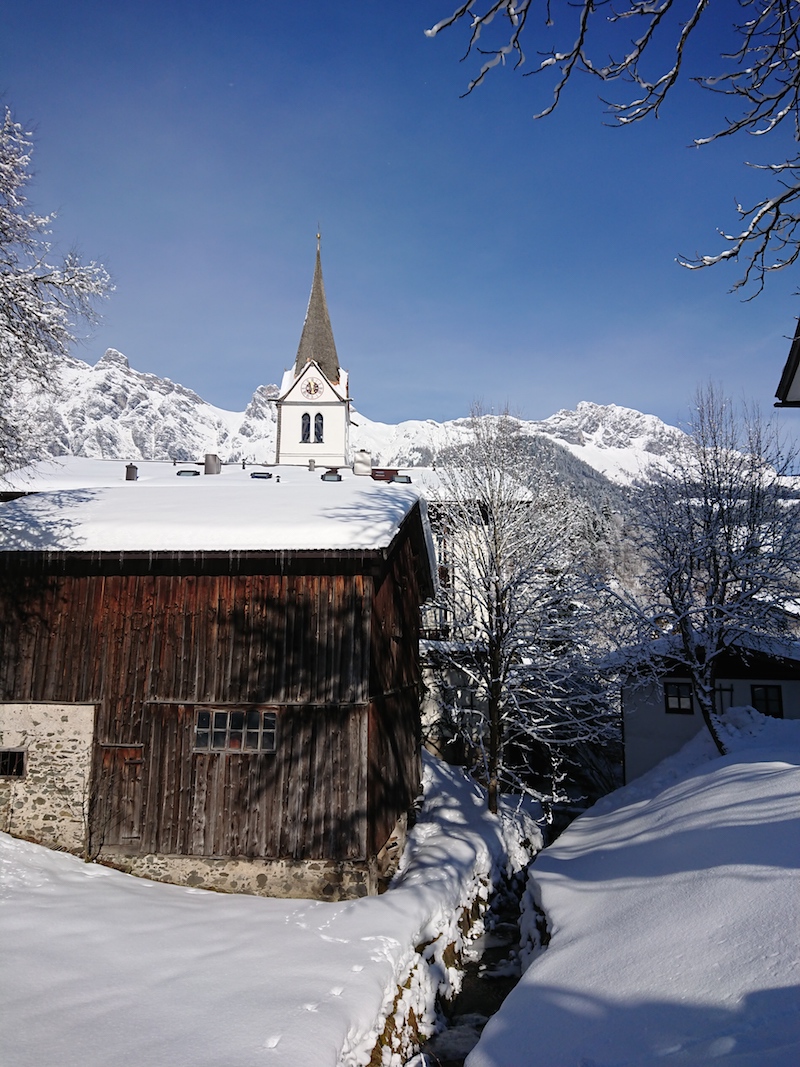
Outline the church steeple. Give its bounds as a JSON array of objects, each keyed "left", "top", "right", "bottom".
[
  {"left": 276, "top": 236, "right": 350, "bottom": 467},
  {"left": 293, "top": 235, "right": 340, "bottom": 384}
]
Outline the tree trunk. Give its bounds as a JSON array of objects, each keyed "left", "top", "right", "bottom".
[
  {"left": 694, "top": 675, "right": 727, "bottom": 756},
  {"left": 487, "top": 683, "right": 501, "bottom": 814}
]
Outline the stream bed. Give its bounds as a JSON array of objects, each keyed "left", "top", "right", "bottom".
[{"left": 407, "top": 881, "right": 526, "bottom": 1067}]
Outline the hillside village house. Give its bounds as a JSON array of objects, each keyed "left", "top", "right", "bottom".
[
  {"left": 622, "top": 642, "right": 800, "bottom": 781},
  {"left": 0, "top": 245, "right": 436, "bottom": 900}
]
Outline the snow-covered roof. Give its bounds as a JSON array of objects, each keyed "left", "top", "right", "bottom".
[
  {"left": 606, "top": 631, "right": 800, "bottom": 680},
  {"left": 0, "top": 458, "right": 435, "bottom": 565},
  {"left": 410, "top": 466, "right": 535, "bottom": 502}
]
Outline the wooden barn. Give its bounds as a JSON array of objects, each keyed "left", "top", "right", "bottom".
[{"left": 0, "top": 459, "right": 435, "bottom": 899}]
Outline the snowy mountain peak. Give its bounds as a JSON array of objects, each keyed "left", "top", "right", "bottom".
[
  {"left": 14, "top": 351, "right": 685, "bottom": 484},
  {"left": 96, "top": 348, "right": 130, "bottom": 370},
  {"left": 539, "top": 400, "right": 685, "bottom": 457}
]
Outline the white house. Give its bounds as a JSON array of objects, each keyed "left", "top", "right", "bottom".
[{"left": 622, "top": 643, "right": 800, "bottom": 781}]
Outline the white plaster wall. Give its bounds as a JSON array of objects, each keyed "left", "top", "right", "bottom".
[
  {"left": 278, "top": 401, "right": 349, "bottom": 466},
  {"left": 725, "top": 678, "right": 800, "bottom": 718},
  {"left": 623, "top": 680, "right": 702, "bottom": 783},
  {"left": 0, "top": 703, "right": 95, "bottom": 853},
  {"left": 623, "top": 673, "right": 800, "bottom": 782}
]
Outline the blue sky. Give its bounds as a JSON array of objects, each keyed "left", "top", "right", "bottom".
[{"left": 2, "top": 1, "right": 799, "bottom": 430}]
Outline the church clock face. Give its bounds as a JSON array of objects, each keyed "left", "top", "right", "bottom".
[{"left": 301, "top": 376, "right": 324, "bottom": 399}]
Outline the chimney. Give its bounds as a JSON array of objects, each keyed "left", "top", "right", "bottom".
[
  {"left": 125, "top": 464, "right": 138, "bottom": 481},
  {"left": 204, "top": 453, "right": 222, "bottom": 475},
  {"left": 353, "top": 450, "right": 371, "bottom": 476}
]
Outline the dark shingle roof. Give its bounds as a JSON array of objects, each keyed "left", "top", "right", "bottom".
[
  {"left": 776, "top": 317, "right": 800, "bottom": 407},
  {"left": 293, "top": 244, "right": 340, "bottom": 384}
]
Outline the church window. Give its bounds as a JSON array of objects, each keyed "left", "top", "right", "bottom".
[
  {"left": 301, "top": 412, "right": 310, "bottom": 443},
  {"left": 314, "top": 413, "right": 324, "bottom": 443}
]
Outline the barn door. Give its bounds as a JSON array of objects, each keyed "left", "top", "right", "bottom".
[{"left": 93, "top": 745, "right": 144, "bottom": 845}]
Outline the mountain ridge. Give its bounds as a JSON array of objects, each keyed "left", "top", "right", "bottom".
[{"left": 22, "top": 350, "right": 686, "bottom": 486}]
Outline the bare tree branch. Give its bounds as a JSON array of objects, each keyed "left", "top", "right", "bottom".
[
  {"left": 427, "top": 1, "right": 800, "bottom": 295},
  {"left": 611, "top": 384, "right": 800, "bottom": 752},
  {"left": 424, "top": 406, "right": 619, "bottom": 809}
]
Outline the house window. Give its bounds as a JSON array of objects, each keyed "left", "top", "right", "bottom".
[
  {"left": 664, "top": 682, "right": 694, "bottom": 714},
  {"left": 314, "top": 413, "right": 324, "bottom": 443},
  {"left": 194, "top": 709, "right": 277, "bottom": 752},
  {"left": 0, "top": 749, "right": 25, "bottom": 777},
  {"left": 301, "top": 412, "right": 311, "bottom": 443},
  {"left": 751, "top": 685, "right": 783, "bottom": 718}
]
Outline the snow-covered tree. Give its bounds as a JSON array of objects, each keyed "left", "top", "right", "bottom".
[
  {"left": 0, "top": 106, "right": 110, "bottom": 473},
  {"left": 426, "top": 408, "right": 618, "bottom": 812},
  {"left": 427, "top": 1, "right": 800, "bottom": 295},
  {"left": 616, "top": 384, "right": 800, "bottom": 752}
]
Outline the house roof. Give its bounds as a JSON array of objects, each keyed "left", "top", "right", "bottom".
[
  {"left": 612, "top": 632, "right": 800, "bottom": 678},
  {"left": 0, "top": 459, "right": 436, "bottom": 577},
  {"left": 292, "top": 241, "right": 341, "bottom": 385},
  {"left": 775, "top": 317, "right": 800, "bottom": 407}
]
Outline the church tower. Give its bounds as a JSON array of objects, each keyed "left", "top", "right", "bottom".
[{"left": 275, "top": 237, "right": 351, "bottom": 467}]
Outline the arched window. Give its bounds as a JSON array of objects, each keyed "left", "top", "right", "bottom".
[
  {"left": 301, "top": 412, "right": 310, "bottom": 443},
  {"left": 314, "top": 413, "right": 324, "bottom": 443}
]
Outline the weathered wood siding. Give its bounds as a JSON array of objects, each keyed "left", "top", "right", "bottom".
[
  {"left": 90, "top": 704, "right": 368, "bottom": 860},
  {"left": 0, "top": 571, "right": 370, "bottom": 727},
  {"left": 367, "top": 530, "right": 424, "bottom": 851},
  {"left": 0, "top": 511, "right": 430, "bottom": 865},
  {"left": 368, "top": 688, "right": 421, "bottom": 856}
]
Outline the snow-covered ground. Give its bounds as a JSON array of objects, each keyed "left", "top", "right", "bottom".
[
  {"left": 468, "top": 710, "right": 800, "bottom": 1067},
  {"left": 6, "top": 702, "right": 797, "bottom": 1067},
  {"left": 0, "top": 753, "right": 540, "bottom": 1067}
]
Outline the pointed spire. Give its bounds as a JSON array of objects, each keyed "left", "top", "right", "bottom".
[{"left": 293, "top": 235, "right": 340, "bottom": 384}]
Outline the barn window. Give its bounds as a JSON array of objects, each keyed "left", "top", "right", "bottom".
[
  {"left": 664, "top": 682, "right": 693, "bottom": 714},
  {"left": 751, "top": 684, "right": 783, "bottom": 718},
  {"left": 0, "top": 750, "right": 25, "bottom": 777},
  {"left": 194, "top": 709, "right": 277, "bottom": 752},
  {"left": 314, "top": 413, "right": 324, "bottom": 442},
  {"left": 301, "top": 412, "right": 311, "bottom": 442}
]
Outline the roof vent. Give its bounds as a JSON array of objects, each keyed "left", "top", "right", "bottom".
[
  {"left": 204, "top": 453, "right": 222, "bottom": 475},
  {"left": 177, "top": 469, "right": 200, "bottom": 477},
  {"left": 321, "top": 469, "right": 342, "bottom": 482},
  {"left": 353, "top": 450, "right": 371, "bottom": 477},
  {"left": 125, "top": 464, "right": 138, "bottom": 482}
]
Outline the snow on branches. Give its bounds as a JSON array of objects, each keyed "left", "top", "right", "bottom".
[
  {"left": 614, "top": 384, "right": 800, "bottom": 752},
  {"left": 424, "top": 408, "right": 619, "bottom": 811},
  {"left": 427, "top": 1, "right": 800, "bottom": 295},
  {"left": 0, "top": 106, "right": 111, "bottom": 472}
]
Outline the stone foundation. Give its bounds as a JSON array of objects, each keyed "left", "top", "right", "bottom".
[
  {"left": 97, "top": 850, "right": 378, "bottom": 900},
  {"left": 0, "top": 702, "right": 95, "bottom": 854}
]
